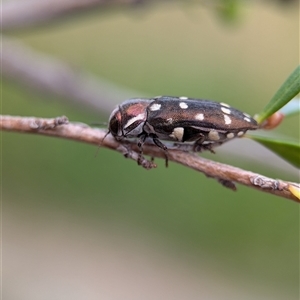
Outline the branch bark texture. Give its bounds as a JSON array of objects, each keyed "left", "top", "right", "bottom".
[{"left": 1, "top": 115, "right": 299, "bottom": 203}]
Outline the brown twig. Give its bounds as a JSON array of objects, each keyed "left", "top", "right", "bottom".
[
  {"left": 2, "top": 37, "right": 135, "bottom": 114},
  {"left": 1, "top": 37, "right": 297, "bottom": 174},
  {"left": 2, "top": 0, "right": 150, "bottom": 31},
  {"left": 2, "top": 0, "right": 296, "bottom": 32},
  {"left": 1, "top": 114, "right": 299, "bottom": 203}
]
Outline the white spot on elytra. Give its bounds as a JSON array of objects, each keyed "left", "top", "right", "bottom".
[
  {"left": 195, "top": 113, "right": 204, "bottom": 121},
  {"left": 124, "top": 113, "right": 146, "bottom": 129},
  {"left": 227, "top": 132, "right": 235, "bottom": 139},
  {"left": 208, "top": 130, "right": 220, "bottom": 141},
  {"left": 166, "top": 118, "right": 173, "bottom": 124},
  {"left": 149, "top": 103, "right": 161, "bottom": 111},
  {"left": 179, "top": 102, "right": 188, "bottom": 109},
  {"left": 221, "top": 107, "right": 231, "bottom": 115},
  {"left": 179, "top": 96, "right": 188, "bottom": 100},
  {"left": 169, "top": 127, "right": 184, "bottom": 141},
  {"left": 220, "top": 102, "right": 230, "bottom": 108},
  {"left": 224, "top": 114, "right": 232, "bottom": 125},
  {"left": 237, "top": 131, "right": 244, "bottom": 136},
  {"left": 244, "top": 117, "right": 251, "bottom": 123}
]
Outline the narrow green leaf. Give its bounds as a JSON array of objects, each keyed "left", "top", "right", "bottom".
[
  {"left": 255, "top": 66, "right": 300, "bottom": 124},
  {"left": 248, "top": 134, "right": 300, "bottom": 168}
]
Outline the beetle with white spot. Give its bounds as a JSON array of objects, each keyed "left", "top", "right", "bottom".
[{"left": 108, "top": 96, "right": 258, "bottom": 165}]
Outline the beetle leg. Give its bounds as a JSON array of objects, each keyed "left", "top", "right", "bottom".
[
  {"left": 151, "top": 135, "right": 169, "bottom": 167},
  {"left": 193, "top": 139, "right": 224, "bottom": 153},
  {"left": 193, "top": 137, "right": 222, "bottom": 153},
  {"left": 137, "top": 133, "right": 148, "bottom": 165},
  {"left": 137, "top": 133, "right": 147, "bottom": 149},
  {"left": 137, "top": 134, "right": 147, "bottom": 165},
  {"left": 192, "top": 135, "right": 206, "bottom": 152}
]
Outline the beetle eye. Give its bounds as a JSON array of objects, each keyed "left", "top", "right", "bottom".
[
  {"left": 109, "top": 116, "right": 119, "bottom": 136},
  {"left": 108, "top": 108, "right": 122, "bottom": 137}
]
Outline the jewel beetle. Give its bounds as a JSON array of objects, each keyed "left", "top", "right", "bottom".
[{"left": 108, "top": 96, "right": 258, "bottom": 162}]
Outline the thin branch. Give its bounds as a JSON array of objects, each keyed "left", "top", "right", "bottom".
[
  {"left": 1, "top": 36, "right": 136, "bottom": 114},
  {"left": 2, "top": 0, "right": 297, "bottom": 32},
  {"left": 2, "top": 0, "right": 151, "bottom": 31},
  {"left": 1, "top": 114, "right": 299, "bottom": 203},
  {"left": 1, "top": 37, "right": 297, "bottom": 175}
]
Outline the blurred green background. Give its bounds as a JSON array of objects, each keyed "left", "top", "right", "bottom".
[{"left": 2, "top": 2, "right": 299, "bottom": 299}]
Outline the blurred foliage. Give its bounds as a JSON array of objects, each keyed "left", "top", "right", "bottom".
[
  {"left": 217, "top": 0, "right": 241, "bottom": 21},
  {"left": 3, "top": 2, "right": 299, "bottom": 299},
  {"left": 255, "top": 65, "right": 300, "bottom": 123},
  {"left": 249, "top": 134, "right": 300, "bottom": 168},
  {"left": 251, "top": 66, "right": 300, "bottom": 168}
]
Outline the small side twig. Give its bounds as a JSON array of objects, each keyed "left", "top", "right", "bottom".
[{"left": 1, "top": 115, "right": 299, "bottom": 203}]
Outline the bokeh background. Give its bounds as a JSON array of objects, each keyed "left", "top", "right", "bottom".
[{"left": 2, "top": 1, "right": 299, "bottom": 299}]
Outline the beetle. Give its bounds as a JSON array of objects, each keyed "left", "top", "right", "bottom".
[{"left": 108, "top": 96, "right": 258, "bottom": 165}]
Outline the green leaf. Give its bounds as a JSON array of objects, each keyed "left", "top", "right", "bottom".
[
  {"left": 255, "top": 66, "right": 300, "bottom": 124},
  {"left": 248, "top": 134, "right": 300, "bottom": 168}
]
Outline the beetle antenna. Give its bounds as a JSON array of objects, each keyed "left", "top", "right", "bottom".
[{"left": 95, "top": 130, "right": 110, "bottom": 158}]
